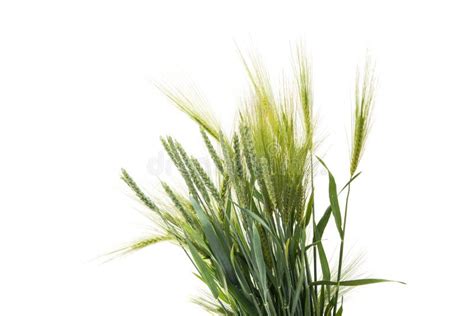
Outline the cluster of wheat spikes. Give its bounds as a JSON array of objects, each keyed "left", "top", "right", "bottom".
[{"left": 118, "top": 49, "right": 403, "bottom": 315}]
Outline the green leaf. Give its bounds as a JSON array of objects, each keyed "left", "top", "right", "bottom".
[
  {"left": 303, "top": 191, "right": 314, "bottom": 227},
  {"left": 313, "top": 206, "right": 332, "bottom": 290},
  {"left": 315, "top": 172, "right": 361, "bottom": 237},
  {"left": 340, "top": 171, "right": 361, "bottom": 193},
  {"left": 187, "top": 243, "right": 220, "bottom": 298},
  {"left": 312, "top": 278, "right": 406, "bottom": 287},
  {"left": 234, "top": 202, "right": 274, "bottom": 236},
  {"left": 324, "top": 304, "right": 334, "bottom": 316},
  {"left": 191, "top": 198, "right": 236, "bottom": 284},
  {"left": 229, "top": 244, "right": 252, "bottom": 295},
  {"left": 316, "top": 235, "right": 331, "bottom": 282},
  {"left": 228, "top": 283, "right": 260, "bottom": 315},
  {"left": 316, "top": 206, "right": 331, "bottom": 235},
  {"left": 252, "top": 224, "right": 267, "bottom": 287},
  {"left": 317, "top": 157, "right": 343, "bottom": 238},
  {"left": 291, "top": 263, "right": 306, "bottom": 315}
]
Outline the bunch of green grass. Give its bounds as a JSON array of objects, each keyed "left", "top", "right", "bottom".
[{"left": 118, "top": 49, "right": 402, "bottom": 315}]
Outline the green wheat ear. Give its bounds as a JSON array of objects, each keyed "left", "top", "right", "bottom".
[
  {"left": 350, "top": 59, "right": 376, "bottom": 176},
  {"left": 104, "top": 235, "right": 172, "bottom": 261}
]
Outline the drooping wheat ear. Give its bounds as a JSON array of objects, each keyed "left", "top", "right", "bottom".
[
  {"left": 120, "top": 168, "right": 157, "bottom": 212},
  {"left": 350, "top": 60, "right": 376, "bottom": 176},
  {"left": 191, "top": 157, "right": 220, "bottom": 202},
  {"left": 200, "top": 127, "right": 224, "bottom": 173}
]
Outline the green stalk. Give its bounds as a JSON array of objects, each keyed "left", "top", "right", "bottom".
[
  {"left": 333, "top": 183, "right": 351, "bottom": 315},
  {"left": 310, "top": 154, "right": 319, "bottom": 314}
]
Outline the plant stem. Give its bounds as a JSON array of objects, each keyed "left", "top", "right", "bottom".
[
  {"left": 311, "top": 154, "right": 319, "bottom": 314},
  {"left": 333, "top": 182, "right": 351, "bottom": 316}
]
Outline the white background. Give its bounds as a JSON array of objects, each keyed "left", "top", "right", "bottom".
[{"left": 1, "top": 0, "right": 473, "bottom": 315}]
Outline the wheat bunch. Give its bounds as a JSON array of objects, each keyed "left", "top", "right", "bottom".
[{"left": 117, "top": 48, "right": 403, "bottom": 315}]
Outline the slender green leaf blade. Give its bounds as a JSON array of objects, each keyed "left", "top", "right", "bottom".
[
  {"left": 191, "top": 198, "right": 236, "bottom": 284},
  {"left": 317, "top": 157, "right": 343, "bottom": 238},
  {"left": 187, "top": 243, "right": 220, "bottom": 298},
  {"left": 312, "top": 278, "right": 406, "bottom": 287}
]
